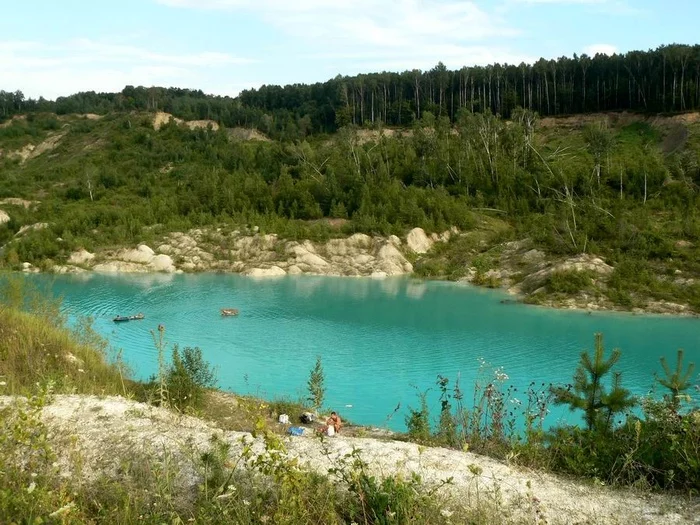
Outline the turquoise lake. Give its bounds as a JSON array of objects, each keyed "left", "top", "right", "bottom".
[{"left": 35, "top": 274, "right": 699, "bottom": 430}]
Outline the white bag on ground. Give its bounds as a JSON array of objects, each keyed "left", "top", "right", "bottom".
[
  {"left": 326, "top": 425, "right": 335, "bottom": 437},
  {"left": 278, "top": 414, "right": 289, "bottom": 424}
]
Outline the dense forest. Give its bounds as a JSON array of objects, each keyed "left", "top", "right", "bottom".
[{"left": 2, "top": 44, "right": 700, "bottom": 139}]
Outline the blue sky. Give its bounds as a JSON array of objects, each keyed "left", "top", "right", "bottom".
[{"left": 2, "top": 0, "right": 698, "bottom": 99}]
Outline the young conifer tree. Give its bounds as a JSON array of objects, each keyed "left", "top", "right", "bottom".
[
  {"left": 658, "top": 349, "right": 696, "bottom": 410},
  {"left": 552, "top": 333, "right": 636, "bottom": 432},
  {"left": 307, "top": 356, "right": 325, "bottom": 415}
]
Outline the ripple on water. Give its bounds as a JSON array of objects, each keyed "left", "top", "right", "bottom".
[{"left": 29, "top": 273, "right": 700, "bottom": 430}]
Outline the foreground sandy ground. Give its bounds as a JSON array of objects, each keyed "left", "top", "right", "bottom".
[{"left": 11, "top": 395, "right": 700, "bottom": 525}]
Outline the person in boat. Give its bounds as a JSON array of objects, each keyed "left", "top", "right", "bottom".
[{"left": 320, "top": 411, "right": 342, "bottom": 435}]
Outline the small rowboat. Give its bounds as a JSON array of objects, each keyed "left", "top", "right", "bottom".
[
  {"left": 220, "top": 308, "right": 239, "bottom": 317},
  {"left": 113, "top": 313, "right": 145, "bottom": 323}
]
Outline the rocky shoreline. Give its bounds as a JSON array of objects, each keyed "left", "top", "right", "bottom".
[
  {"left": 16, "top": 225, "right": 696, "bottom": 318},
  {"left": 49, "top": 226, "right": 450, "bottom": 279}
]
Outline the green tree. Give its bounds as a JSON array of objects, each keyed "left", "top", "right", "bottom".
[
  {"left": 552, "top": 333, "right": 636, "bottom": 433},
  {"left": 658, "top": 349, "right": 696, "bottom": 410},
  {"left": 583, "top": 120, "right": 614, "bottom": 187},
  {"left": 306, "top": 356, "right": 326, "bottom": 414}
]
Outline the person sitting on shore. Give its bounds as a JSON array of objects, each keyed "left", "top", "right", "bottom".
[{"left": 319, "top": 411, "right": 342, "bottom": 435}]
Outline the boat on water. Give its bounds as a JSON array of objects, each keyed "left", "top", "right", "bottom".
[
  {"left": 113, "top": 313, "right": 145, "bottom": 323},
  {"left": 220, "top": 308, "right": 239, "bottom": 317}
]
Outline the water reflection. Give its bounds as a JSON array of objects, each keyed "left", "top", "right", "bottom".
[{"left": 26, "top": 273, "right": 700, "bottom": 430}]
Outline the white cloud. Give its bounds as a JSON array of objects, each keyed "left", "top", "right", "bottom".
[
  {"left": 155, "top": 0, "right": 523, "bottom": 71},
  {"left": 583, "top": 44, "right": 618, "bottom": 56},
  {"left": 513, "top": 0, "right": 607, "bottom": 3},
  {"left": 509, "top": 0, "right": 641, "bottom": 14},
  {"left": 0, "top": 38, "right": 253, "bottom": 99}
]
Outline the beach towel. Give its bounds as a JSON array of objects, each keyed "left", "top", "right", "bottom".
[{"left": 288, "top": 426, "right": 304, "bottom": 436}]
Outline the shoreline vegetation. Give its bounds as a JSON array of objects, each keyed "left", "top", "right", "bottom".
[
  {"left": 0, "top": 276, "right": 700, "bottom": 525},
  {"left": 0, "top": 277, "right": 698, "bottom": 524}
]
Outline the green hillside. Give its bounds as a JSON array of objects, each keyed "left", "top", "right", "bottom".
[{"left": 0, "top": 107, "right": 699, "bottom": 311}]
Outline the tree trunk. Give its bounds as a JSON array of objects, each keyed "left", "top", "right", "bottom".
[{"left": 663, "top": 53, "right": 667, "bottom": 110}]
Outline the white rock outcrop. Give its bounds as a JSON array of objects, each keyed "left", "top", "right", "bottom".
[
  {"left": 244, "top": 266, "right": 287, "bottom": 277},
  {"left": 150, "top": 254, "right": 177, "bottom": 273},
  {"left": 15, "top": 222, "right": 49, "bottom": 237},
  {"left": 511, "top": 254, "right": 614, "bottom": 294},
  {"left": 92, "top": 244, "right": 176, "bottom": 273},
  {"left": 406, "top": 227, "right": 434, "bottom": 254},
  {"left": 93, "top": 261, "right": 149, "bottom": 274},
  {"left": 0, "top": 198, "right": 38, "bottom": 209},
  {"left": 52, "top": 265, "right": 86, "bottom": 274},
  {"left": 68, "top": 249, "right": 95, "bottom": 265},
  {"left": 119, "top": 244, "right": 156, "bottom": 264},
  {"left": 70, "top": 229, "right": 415, "bottom": 278},
  {"left": 375, "top": 242, "right": 413, "bottom": 275}
]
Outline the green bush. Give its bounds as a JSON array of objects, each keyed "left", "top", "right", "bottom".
[
  {"left": 546, "top": 269, "right": 594, "bottom": 294},
  {"left": 405, "top": 389, "right": 431, "bottom": 443},
  {"left": 166, "top": 345, "right": 217, "bottom": 411}
]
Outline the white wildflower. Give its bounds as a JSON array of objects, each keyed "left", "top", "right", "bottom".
[
  {"left": 27, "top": 482, "right": 36, "bottom": 494},
  {"left": 77, "top": 369, "right": 85, "bottom": 373},
  {"left": 49, "top": 502, "right": 76, "bottom": 518},
  {"left": 243, "top": 499, "right": 250, "bottom": 506},
  {"left": 441, "top": 508, "right": 454, "bottom": 518},
  {"left": 494, "top": 368, "right": 509, "bottom": 381},
  {"left": 0, "top": 381, "right": 6, "bottom": 387}
]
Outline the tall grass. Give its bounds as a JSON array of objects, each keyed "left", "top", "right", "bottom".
[{"left": 0, "top": 275, "right": 128, "bottom": 396}]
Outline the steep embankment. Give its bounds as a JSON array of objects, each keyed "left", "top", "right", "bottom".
[{"left": 4, "top": 394, "right": 695, "bottom": 525}]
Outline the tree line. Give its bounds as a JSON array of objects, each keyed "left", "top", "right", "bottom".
[{"left": 2, "top": 44, "right": 700, "bottom": 139}]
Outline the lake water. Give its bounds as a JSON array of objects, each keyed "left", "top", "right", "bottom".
[{"left": 33, "top": 274, "right": 700, "bottom": 430}]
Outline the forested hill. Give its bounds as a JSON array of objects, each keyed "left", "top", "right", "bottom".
[{"left": 2, "top": 44, "right": 700, "bottom": 139}]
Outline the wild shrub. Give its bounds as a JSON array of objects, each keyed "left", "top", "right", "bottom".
[
  {"left": 166, "top": 345, "right": 218, "bottom": 411},
  {"left": 405, "top": 387, "right": 431, "bottom": 443},
  {"left": 0, "top": 384, "right": 86, "bottom": 522},
  {"left": 545, "top": 269, "right": 594, "bottom": 294},
  {"left": 434, "top": 375, "right": 458, "bottom": 447},
  {"left": 331, "top": 447, "right": 454, "bottom": 525}
]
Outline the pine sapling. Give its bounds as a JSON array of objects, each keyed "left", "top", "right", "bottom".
[
  {"left": 552, "top": 333, "right": 636, "bottom": 433},
  {"left": 306, "top": 356, "right": 325, "bottom": 415},
  {"left": 658, "top": 349, "right": 696, "bottom": 410}
]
